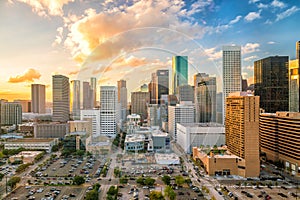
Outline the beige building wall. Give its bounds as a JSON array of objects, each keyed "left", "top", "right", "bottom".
[{"left": 226, "top": 93, "right": 260, "bottom": 177}]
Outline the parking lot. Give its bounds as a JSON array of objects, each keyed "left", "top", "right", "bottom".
[
  {"left": 228, "top": 185, "right": 299, "bottom": 200},
  {"left": 4, "top": 185, "right": 88, "bottom": 200},
  {"left": 36, "top": 157, "right": 101, "bottom": 178}
]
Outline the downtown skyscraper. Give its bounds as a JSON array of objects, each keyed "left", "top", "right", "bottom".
[
  {"left": 117, "top": 79, "right": 127, "bottom": 121},
  {"left": 100, "top": 86, "right": 118, "bottom": 137},
  {"left": 194, "top": 73, "right": 216, "bottom": 123},
  {"left": 52, "top": 75, "right": 70, "bottom": 122},
  {"left": 254, "top": 56, "right": 289, "bottom": 113},
  {"left": 31, "top": 84, "right": 46, "bottom": 114},
  {"left": 172, "top": 56, "right": 188, "bottom": 94},
  {"left": 70, "top": 80, "right": 80, "bottom": 119},
  {"left": 222, "top": 45, "right": 241, "bottom": 123}
]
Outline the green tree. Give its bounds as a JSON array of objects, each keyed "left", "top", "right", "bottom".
[
  {"left": 175, "top": 175, "right": 185, "bottom": 186},
  {"left": 73, "top": 175, "right": 85, "bottom": 185},
  {"left": 16, "top": 163, "right": 32, "bottom": 173},
  {"left": 185, "top": 178, "right": 192, "bottom": 184},
  {"left": 86, "top": 189, "right": 98, "bottom": 200},
  {"left": 164, "top": 186, "right": 176, "bottom": 200},
  {"left": 150, "top": 191, "right": 165, "bottom": 200},
  {"left": 119, "top": 177, "right": 128, "bottom": 184},
  {"left": 136, "top": 177, "right": 144, "bottom": 185},
  {"left": 144, "top": 177, "right": 155, "bottom": 186},
  {"left": 93, "top": 183, "right": 101, "bottom": 191},
  {"left": 7, "top": 176, "right": 21, "bottom": 189},
  {"left": 162, "top": 175, "right": 171, "bottom": 185},
  {"left": 0, "top": 173, "right": 4, "bottom": 181},
  {"left": 75, "top": 150, "right": 85, "bottom": 157},
  {"left": 51, "top": 144, "right": 59, "bottom": 152}
]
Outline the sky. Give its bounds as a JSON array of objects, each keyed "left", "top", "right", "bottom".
[{"left": 0, "top": 0, "right": 299, "bottom": 102}]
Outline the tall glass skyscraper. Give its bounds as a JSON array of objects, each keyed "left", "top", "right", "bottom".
[
  {"left": 222, "top": 45, "right": 241, "bottom": 123},
  {"left": 70, "top": 80, "right": 80, "bottom": 120},
  {"left": 172, "top": 56, "right": 188, "bottom": 94},
  {"left": 254, "top": 56, "right": 289, "bottom": 113}
]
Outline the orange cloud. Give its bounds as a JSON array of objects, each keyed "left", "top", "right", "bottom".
[
  {"left": 8, "top": 68, "right": 41, "bottom": 83},
  {"left": 97, "top": 77, "right": 111, "bottom": 84},
  {"left": 64, "top": 0, "right": 206, "bottom": 63},
  {"left": 248, "top": 76, "right": 254, "bottom": 85},
  {"left": 114, "top": 56, "right": 147, "bottom": 67},
  {"left": 92, "top": 56, "right": 148, "bottom": 75},
  {"left": 68, "top": 70, "right": 79, "bottom": 75}
]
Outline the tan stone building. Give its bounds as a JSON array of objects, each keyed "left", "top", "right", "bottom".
[
  {"left": 260, "top": 112, "right": 300, "bottom": 177},
  {"left": 193, "top": 147, "right": 243, "bottom": 176},
  {"left": 225, "top": 92, "right": 260, "bottom": 177}
]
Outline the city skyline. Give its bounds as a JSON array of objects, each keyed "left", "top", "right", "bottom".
[{"left": 1, "top": 0, "right": 300, "bottom": 102}]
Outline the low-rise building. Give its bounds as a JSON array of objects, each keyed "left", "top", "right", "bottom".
[
  {"left": 150, "top": 130, "right": 170, "bottom": 152},
  {"left": 4, "top": 138, "right": 59, "bottom": 153},
  {"left": 34, "top": 123, "right": 68, "bottom": 138},
  {"left": 177, "top": 123, "right": 225, "bottom": 154},
  {"left": 125, "top": 134, "right": 145, "bottom": 152},
  {"left": 18, "top": 123, "right": 35, "bottom": 134},
  {"left": 193, "top": 147, "right": 246, "bottom": 177},
  {"left": 9, "top": 151, "right": 43, "bottom": 164}
]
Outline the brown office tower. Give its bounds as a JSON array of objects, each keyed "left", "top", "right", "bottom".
[{"left": 226, "top": 92, "right": 260, "bottom": 177}]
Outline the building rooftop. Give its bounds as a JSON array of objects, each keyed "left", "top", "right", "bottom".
[
  {"left": 178, "top": 123, "right": 224, "bottom": 127},
  {"left": 5, "top": 138, "right": 57, "bottom": 143},
  {"left": 125, "top": 134, "right": 145, "bottom": 143},
  {"left": 152, "top": 130, "right": 169, "bottom": 137}
]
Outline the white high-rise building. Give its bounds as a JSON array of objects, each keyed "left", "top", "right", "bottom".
[
  {"left": 222, "top": 46, "right": 241, "bottom": 123},
  {"left": 100, "top": 86, "right": 118, "bottom": 137},
  {"left": 81, "top": 109, "right": 100, "bottom": 136},
  {"left": 70, "top": 80, "right": 80, "bottom": 120},
  {"left": 168, "top": 101, "right": 195, "bottom": 141}
]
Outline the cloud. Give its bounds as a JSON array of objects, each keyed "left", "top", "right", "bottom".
[
  {"left": 276, "top": 6, "right": 300, "bottom": 21},
  {"left": 246, "top": 65, "right": 254, "bottom": 71},
  {"left": 52, "top": 27, "right": 64, "bottom": 47},
  {"left": 248, "top": 0, "right": 260, "bottom": 3},
  {"left": 271, "top": 0, "right": 286, "bottom": 8},
  {"left": 186, "top": 0, "right": 214, "bottom": 16},
  {"left": 68, "top": 70, "right": 79, "bottom": 76},
  {"left": 63, "top": 0, "right": 208, "bottom": 63},
  {"left": 229, "top": 15, "right": 242, "bottom": 25},
  {"left": 204, "top": 47, "right": 222, "bottom": 61},
  {"left": 244, "top": 55, "right": 258, "bottom": 61},
  {"left": 242, "top": 43, "right": 260, "bottom": 54},
  {"left": 11, "top": 0, "right": 74, "bottom": 17},
  {"left": 8, "top": 68, "right": 41, "bottom": 83},
  {"left": 244, "top": 10, "right": 261, "bottom": 22},
  {"left": 268, "top": 41, "right": 276, "bottom": 44},
  {"left": 257, "top": 3, "right": 268, "bottom": 9},
  {"left": 247, "top": 76, "right": 254, "bottom": 85}
]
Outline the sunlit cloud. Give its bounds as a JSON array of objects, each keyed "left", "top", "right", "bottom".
[
  {"left": 244, "top": 10, "right": 261, "bottom": 22},
  {"left": 63, "top": 0, "right": 208, "bottom": 63},
  {"left": 244, "top": 55, "right": 258, "bottom": 61},
  {"left": 8, "top": 68, "right": 41, "bottom": 83},
  {"left": 11, "top": 0, "right": 74, "bottom": 17},
  {"left": 242, "top": 43, "right": 260, "bottom": 54}
]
